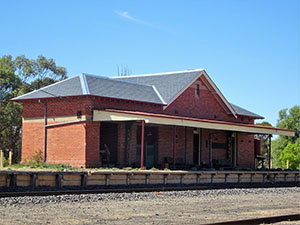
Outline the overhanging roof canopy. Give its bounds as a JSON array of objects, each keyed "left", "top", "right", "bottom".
[{"left": 93, "top": 109, "right": 295, "bottom": 137}]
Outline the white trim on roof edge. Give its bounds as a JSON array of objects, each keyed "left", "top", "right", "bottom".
[
  {"left": 112, "top": 69, "right": 204, "bottom": 78},
  {"left": 202, "top": 70, "right": 237, "bottom": 118},
  {"left": 152, "top": 85, "right": 167, "bottom": 105},
  {"left": 80, "top": 74, "right": 90, "bottom": 95}
]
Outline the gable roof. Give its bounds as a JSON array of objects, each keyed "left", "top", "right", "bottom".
[
  {"left": 11, "top": 69, "right": 263, "bottom": 119},
  {"left": 11, "top": 73, "right": 165, "bottom": 105},
  {"left": 114, "top": 69, "right": 238, "bottom": 118},
  {"left": 113, "top": 69, "right": 202, "bottom": 104}
]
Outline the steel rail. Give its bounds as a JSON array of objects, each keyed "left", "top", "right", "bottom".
[
  {"left": 201, "top": 213, "right": 300, "bottom": 225},
  {"left": 0, "top": 183, "right": 299, "bottom": 198}
]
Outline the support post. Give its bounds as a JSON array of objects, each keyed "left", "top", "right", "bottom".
[
  {"left": 198, "top": 128, "right": 201, "bottom": 166},
  {"left": 140, "top": 120, "right": 145, "bottom": 169},
  {"left": 268, "top": 135, "right": 272, "bottom": 169},
  {"left": 0, "top": 150, "right": 3, "bottom": 168},
  {"left": 8, "top": 151, "right": 13, "bottom": 166},
  {"left": 184, "top": 127, "right": 187, "bottom": 165},
  {"left": 209, "top": 134, "right": 212, "bottom": 168},
  {"left": 173, "top": 126, "right": 176, "bottom": 169},
  {"left": 43, "top": 103, "right": 47, "bottom": 162}
]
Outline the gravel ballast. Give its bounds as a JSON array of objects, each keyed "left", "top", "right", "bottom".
[{"left": 0, "top": 187, "right": 299, "bottom": 224}]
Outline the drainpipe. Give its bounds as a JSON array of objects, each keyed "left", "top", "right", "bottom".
[
  {"left": 43, "top": 102, "right": 47, "bottom": 162},
  {"left": 173, "top": 126, "right": 176, "bottom": 169}
]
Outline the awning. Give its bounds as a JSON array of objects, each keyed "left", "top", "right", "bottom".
[{"left": 93, "top": 109, "right": 295, "bottom": 137}]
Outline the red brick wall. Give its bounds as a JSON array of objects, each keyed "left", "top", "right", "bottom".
[
  {"left": 85, "top": 121, "right": 100, "bottom": 168},
  {"left": 201, "top": 129, "right": 228, "bottom": 164},
  {"left": 46, "top": 122, "right": 86, "bottom": 168},
  {"left": 237, "top": 133, "right": 255, "bottom": 168},
  {"left": 163, "top": 77, "right": 253, "bottom": 124},
  {"left": 21, "top": 122, "right": 44, "bottom": 161},
  {"left": 157, "top": 125, "right": 193, "bottom": 167},
  {"left": 158, "top": 126, "right": 174, "bottom": 166},
  {"left": 21, "top": 98, "right": 92, "bottom": 168},
  {"left": 22, "top": 97, "right": 92, "bottom": 118}
]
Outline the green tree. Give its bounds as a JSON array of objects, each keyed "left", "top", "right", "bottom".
[
  {"left": 280, "top": 142, "right": 300, "bottom": 169},
  {"left": 0, "top": 55, "right": 67, "bottom": 163},
  {"left": 255, "top": 121, "right": 272, "bottom": 168},
  {"left": 272, "top": 106, "right": 300, "bottom": 169}
]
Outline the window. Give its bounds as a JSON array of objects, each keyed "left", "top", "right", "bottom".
[{"left": 196, "top": 84, "right": 200, "bottom": 96}]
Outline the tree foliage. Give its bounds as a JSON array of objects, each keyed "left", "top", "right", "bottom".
[
  {"left": 0, "top": 55, "right": 67, "bottom": 162},
  {"left": 272, "top": 106, "right": 300, "bottom": 169},
  {"left": 279, "top": 142, "right": 300, "bottom": 169},
  {"left": 255, "top": 121, "right": 272, "bottom": 168}
]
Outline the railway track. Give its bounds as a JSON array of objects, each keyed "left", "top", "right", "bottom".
[
  {"left": 0, "top": 183, "right": 299, "bottom": 198},
  {"left": 203, "top": 214, "right": 300, "bottom": 225},
  {"left": 1, "top": 186, "right": 299, "bottom": 225}
]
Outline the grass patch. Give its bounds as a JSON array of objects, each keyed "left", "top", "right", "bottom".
[{"left": 4, "top": 162, "right": 76, "bottom": 171}]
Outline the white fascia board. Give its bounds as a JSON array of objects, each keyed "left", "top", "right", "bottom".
[
  {"left": 202, "top": 70, "right": 237, "bottom": 118},
  {"left": 93, "top": 110, "right": 295, "bottom": 137}
]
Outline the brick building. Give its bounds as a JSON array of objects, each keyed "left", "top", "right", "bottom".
[{"left": 12, "top": 69, "right": 294, "bottom": 169}]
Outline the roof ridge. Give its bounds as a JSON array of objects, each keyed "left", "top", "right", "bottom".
[
  {"left": 112, "top": 68, "right": 204, "bottom": 79},
  {"left": 79, "top": 74, "right": 90, "bottom": 95},
  {"left": 151, "top": 85, "right": 166, "bottom": 105}
]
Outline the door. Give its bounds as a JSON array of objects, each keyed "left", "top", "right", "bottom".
[
  {"left": 227, "top": 134, "right": 236, "bottom": 167},
  {"left": 100, "top": 122, "right": 118, "bottom": 165},
  {"left": 136, "top": 126, "right": 157, "bottom": 168}
]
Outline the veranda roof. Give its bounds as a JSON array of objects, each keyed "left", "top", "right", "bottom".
[{"left": 93, "top": 109, "right": 295, "bottom": 137}]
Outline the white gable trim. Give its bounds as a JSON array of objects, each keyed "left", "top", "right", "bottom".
[{"left": 202, "top": 71, "right": 237, "bottom": 118}]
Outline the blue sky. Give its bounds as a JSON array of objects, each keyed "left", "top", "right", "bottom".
[{"left": 1, "top": 0, "right": 299, "bottom": 126}]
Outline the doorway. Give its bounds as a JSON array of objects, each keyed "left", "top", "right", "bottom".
[
  {"left": 193, "top": 133, "right": 199, "bottom": 165},
  {"left": 136, "top": 126, "right": 158, "bottom": 168},
  {"left": 100, "top": 122, "right": 118, "bottom": 166}
]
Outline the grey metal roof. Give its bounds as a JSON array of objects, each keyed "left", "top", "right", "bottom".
[
  {"left": 12, "top": 76, "right": 83, "bottom": 100},
  {"left": 11, "top": 74, "right": 165, "bottom": 105},
  {"left": 114, "top": 70, "right": 202, "bottom": 104},
  {"left": 84, "top": 74, "right": 164, "bottom": 104},
  {"left": 12, "top": 69, "right": 263, "bottom": 119},
  {"left": 230, "top": 103, "right": 264, "bottom": 119}
]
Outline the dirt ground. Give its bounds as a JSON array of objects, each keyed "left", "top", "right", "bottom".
[{"left": 0, "top": 188, "right": 299, "bottom": 225}]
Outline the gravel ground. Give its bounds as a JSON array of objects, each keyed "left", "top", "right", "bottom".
[{"left": 0, "top": 187, "right": 299, "bottom": 225}]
